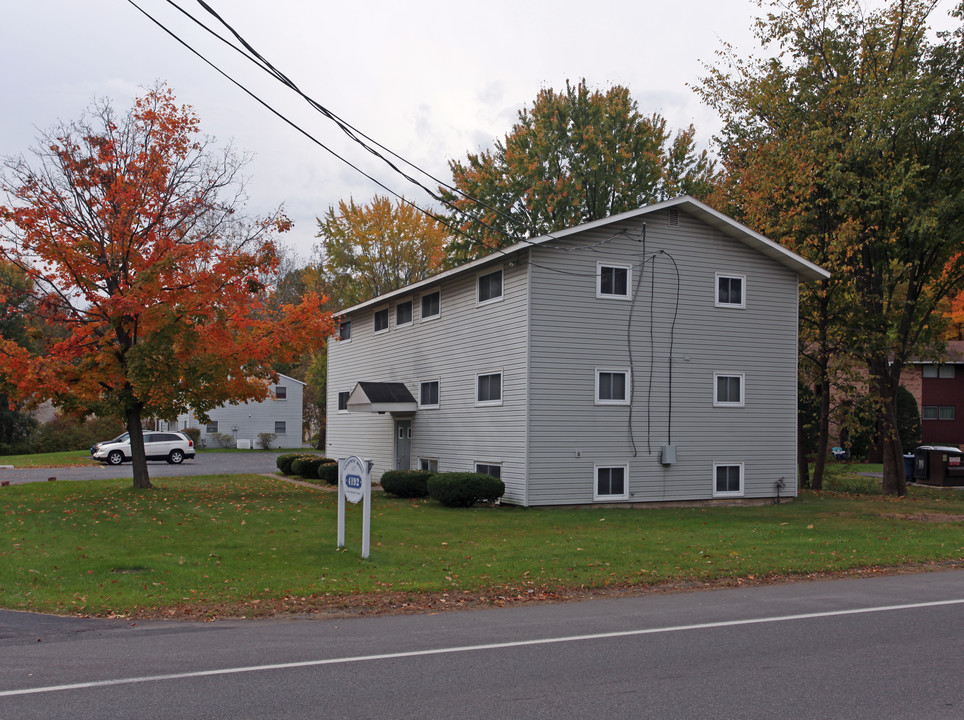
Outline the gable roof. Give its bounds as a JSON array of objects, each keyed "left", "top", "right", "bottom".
[{"left": 334, "top": 195, "right": 830, "bottom": 317}]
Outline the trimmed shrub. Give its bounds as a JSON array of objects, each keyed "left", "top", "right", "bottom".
[
  {"left": 276, "top": 453, "right": 304, "bottom": 474},
  {"left": 297, "top": 456, "right": 329, "bottom": 479},
  {"left": 380, "top": 470, "right": 433, "bottom": 498},
  {"left": 316, "top": 461, "right": 339, "bottom": 485},
  {"left": 427, "top": 472, "right": 505, "bottom": 508},
  {"left": 290, "top": 456, "right": 313, "bottom": 477}
]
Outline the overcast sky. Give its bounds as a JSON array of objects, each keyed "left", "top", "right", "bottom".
[{"left": 1, "top": 1, "right": 959, "bottom": 260}]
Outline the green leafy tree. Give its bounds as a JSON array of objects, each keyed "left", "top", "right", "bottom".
[
  {"left": 444, "top": 79, "right": 717, "bottom": 261},
  {"left": 700, "top": 0, "right": 964, "bottom": 495}
]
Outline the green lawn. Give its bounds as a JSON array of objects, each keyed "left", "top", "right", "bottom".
[
  {"left": 1, "top": 474, "right": 961, "bottom": 619},
  {"left": 0, "top": 450, "right": 99, "bottom": 468},
  {"left": 0, "top": 447, "right": 302, "bottom": 468}
]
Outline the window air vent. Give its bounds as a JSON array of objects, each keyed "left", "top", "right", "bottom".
[{"left": 668, "top": 208, "right": 680, "bottom": 227}]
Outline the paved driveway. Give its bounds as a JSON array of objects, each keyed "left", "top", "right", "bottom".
[{"left": 0, "top": 451, "right": 307, "bottom": 484}]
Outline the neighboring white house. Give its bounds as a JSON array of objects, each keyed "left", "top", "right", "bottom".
[
  {"left": 168, "top": 373, "right": 305, "bottom": 448},
  {"left": 326, "top": 196, "right": 829, "bottom": 506}
]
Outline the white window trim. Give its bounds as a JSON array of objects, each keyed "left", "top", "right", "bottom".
[
  {"left": 395, "top": 298, "right": 414, "bottom": 329},
  {"left": 713, "top": 462, "right": 745, "bottom": 497},
  {"left": 593, "top": 463, "right": 629, "bottom": 501},
  {"left": 596, "top": 262, "right": 632, "bottom": 300},
  {"left": 475, "top": 370, "right": 504, "bottom": 407},
  {"left": 595, "top": 368, "right": 631, "bottom": 405},
  {"left": 337, "top": 319, "right": 352, "bottom": 343},
  {"left": 475, "top": 461, "right": 503, "bottom": 478},
  {"left": 420, "top": 287, "right": 441, "bottom": 323},
  {"left": 476, "top": 268, "right": 504, "bottom": 307},
  {"left": 713, "top": 372, "right": 745, "bottom": 408},
  {"left": 337, "top": 390, "right": 351, "bottom": 414},
  {"left": 419, "top": 457, "right": 439, "bottom": 472},
  {"left": 419, "top": 378, "right": 440, "bottom": 409},
  {"left": 922, "top": 405, "right": 938, "bottom": 420},
  {"left": 372, "top": 305, "right": 390, "bottom": 335},
  {"left": 715, "top": 273, "right": 746, "bottom": 309}
]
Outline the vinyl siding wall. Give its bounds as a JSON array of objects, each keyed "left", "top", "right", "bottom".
[
  {"left": 526, "top": 209, "right": 799, "bottom": 505},
  {"left": 326, "top": 260, "right": 530, "bottom": 504},
  {"left": 174, "top": 376, "right": 305, "bottom": 448}
]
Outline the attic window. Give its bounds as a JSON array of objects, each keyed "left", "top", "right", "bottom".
[
  {"left": 275, "top": 386, "right": 287, "bottom": 400},
  {"left": 668, "top": 208, "right": 679, "bottom": 226}
]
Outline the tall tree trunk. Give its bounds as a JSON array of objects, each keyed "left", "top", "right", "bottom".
[
  {"left": 878, "top": 397, "right": 906, "bottom": 497},
  {"left": 870, "top": 362, "right": 906, "bottom": 497},
  {"left": 798, "top": 408, "right": 810, "bottom": 489},
  {"left": 126, "top": 406, "right": 152, "bottom": 489},
  {"left": 812, "top": 378, "right": 832, "bottom": 491}
]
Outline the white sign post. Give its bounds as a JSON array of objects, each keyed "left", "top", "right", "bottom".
[{"left": 337, "top": 456, "right": 372, "bottom": 558}]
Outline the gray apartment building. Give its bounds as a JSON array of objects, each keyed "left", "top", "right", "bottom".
[{"left": 326, "top": 196, "right": 828, "bottom": 506}]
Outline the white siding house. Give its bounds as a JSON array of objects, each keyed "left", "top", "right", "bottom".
[
  {"left": 326, "top": 197, "right": 828, "bottom": 506},
  {"left": 172, "top": 373, "right": 305, "bottom": 449}
]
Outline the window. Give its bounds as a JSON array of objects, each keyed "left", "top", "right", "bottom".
[
  {"left": 714, "top": 373, "right": 745, "bottom": 407},
  {"left": 274, "top": 421, "right": 286, "bottom": 434},
  {"left": 596, "top": 369, "right": 629, "bottom": 405},
  {"left": 275, "top": 385, "right": 287, "bottom": 400},
  {"left": 421, "top": 290, "right": 440, "bottom": 320},
  {"left": 475, "top": 462, "right": 501, "bottom": 479},
  {"left": 716, "top": 274, "right": 745, "bottom": 308},
  {"left": 337, "top": 391, "right": 350, "bottom": 412},
  {"left": 419, "top": 379, "right": 440, "bottom": 408},
  {"left": 477, "top": 269, "right": 503, "bottom": 304},
  {"left": 597, "top": 263, "right": 630, "bottom": 299},
  {"left": 396, "top": 300, "right": 413, "bottom": 327},
  {"left": 338, "top": 320, "right": 352, "bottom": 341},
  {"left": 923, "top": 405, "right": 955, "bottom": 420},
  {"left": 594, "top": 465, "right": 628, "bottom": 500},
  {"left": 206, "top": 421, "right": 218, "bottom": 434},
  {"left": 924, "top": 364, "right": 956, "bottom": 379},
  {"left": 373, "top": 307, "right": 389, "bottom": 333},
  {"left": 714, "top": 463, "right": 744, "bottom": 496},
  {"left": 476, "top": 372, "right": 503, "bottom": 406},
  {"left": 420, "top": 458, "right": 439, "bottom": 472}
]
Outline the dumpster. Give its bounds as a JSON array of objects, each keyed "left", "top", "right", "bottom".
[{"left": 913, "top": 446, "right": 964, "bottom": 486}]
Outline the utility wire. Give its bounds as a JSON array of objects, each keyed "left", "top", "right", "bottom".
[
  {"left": 170, "top": 0, "right": 543, "bottom": 245},
  {"left": 127, "top": 1, "right": 666, "bottom": 280}
]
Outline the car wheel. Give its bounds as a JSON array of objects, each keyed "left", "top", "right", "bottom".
[
  {"left": 107, "top": 450, "right": 125, "bottom": 465},
  {"left": 168, "top": 449, "right": 184, "bottom": 464}
]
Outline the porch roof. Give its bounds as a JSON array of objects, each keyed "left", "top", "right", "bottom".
[{"left": 346, "top": 382, "right": 417, "bottom": 413}]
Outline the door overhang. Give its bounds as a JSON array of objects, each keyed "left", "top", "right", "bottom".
[{"left": 346, "top": 382, "right": 418, "bottom": 414}]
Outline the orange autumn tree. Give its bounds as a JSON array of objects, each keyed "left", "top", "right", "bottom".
[{"left": 0, "top": 85, "right": 332, "bottom": 488}]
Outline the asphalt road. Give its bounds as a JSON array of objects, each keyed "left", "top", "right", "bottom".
[
  {"left": 0, "top": 451, "right": 295, "bottom": 484},
  {"left": 0, "top": 571, "right": 961, "bottom": 719}
]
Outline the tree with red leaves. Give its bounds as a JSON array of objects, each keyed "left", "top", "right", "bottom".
[{"left": 0, "top": 85, "right": 331, "bottom": 488}]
